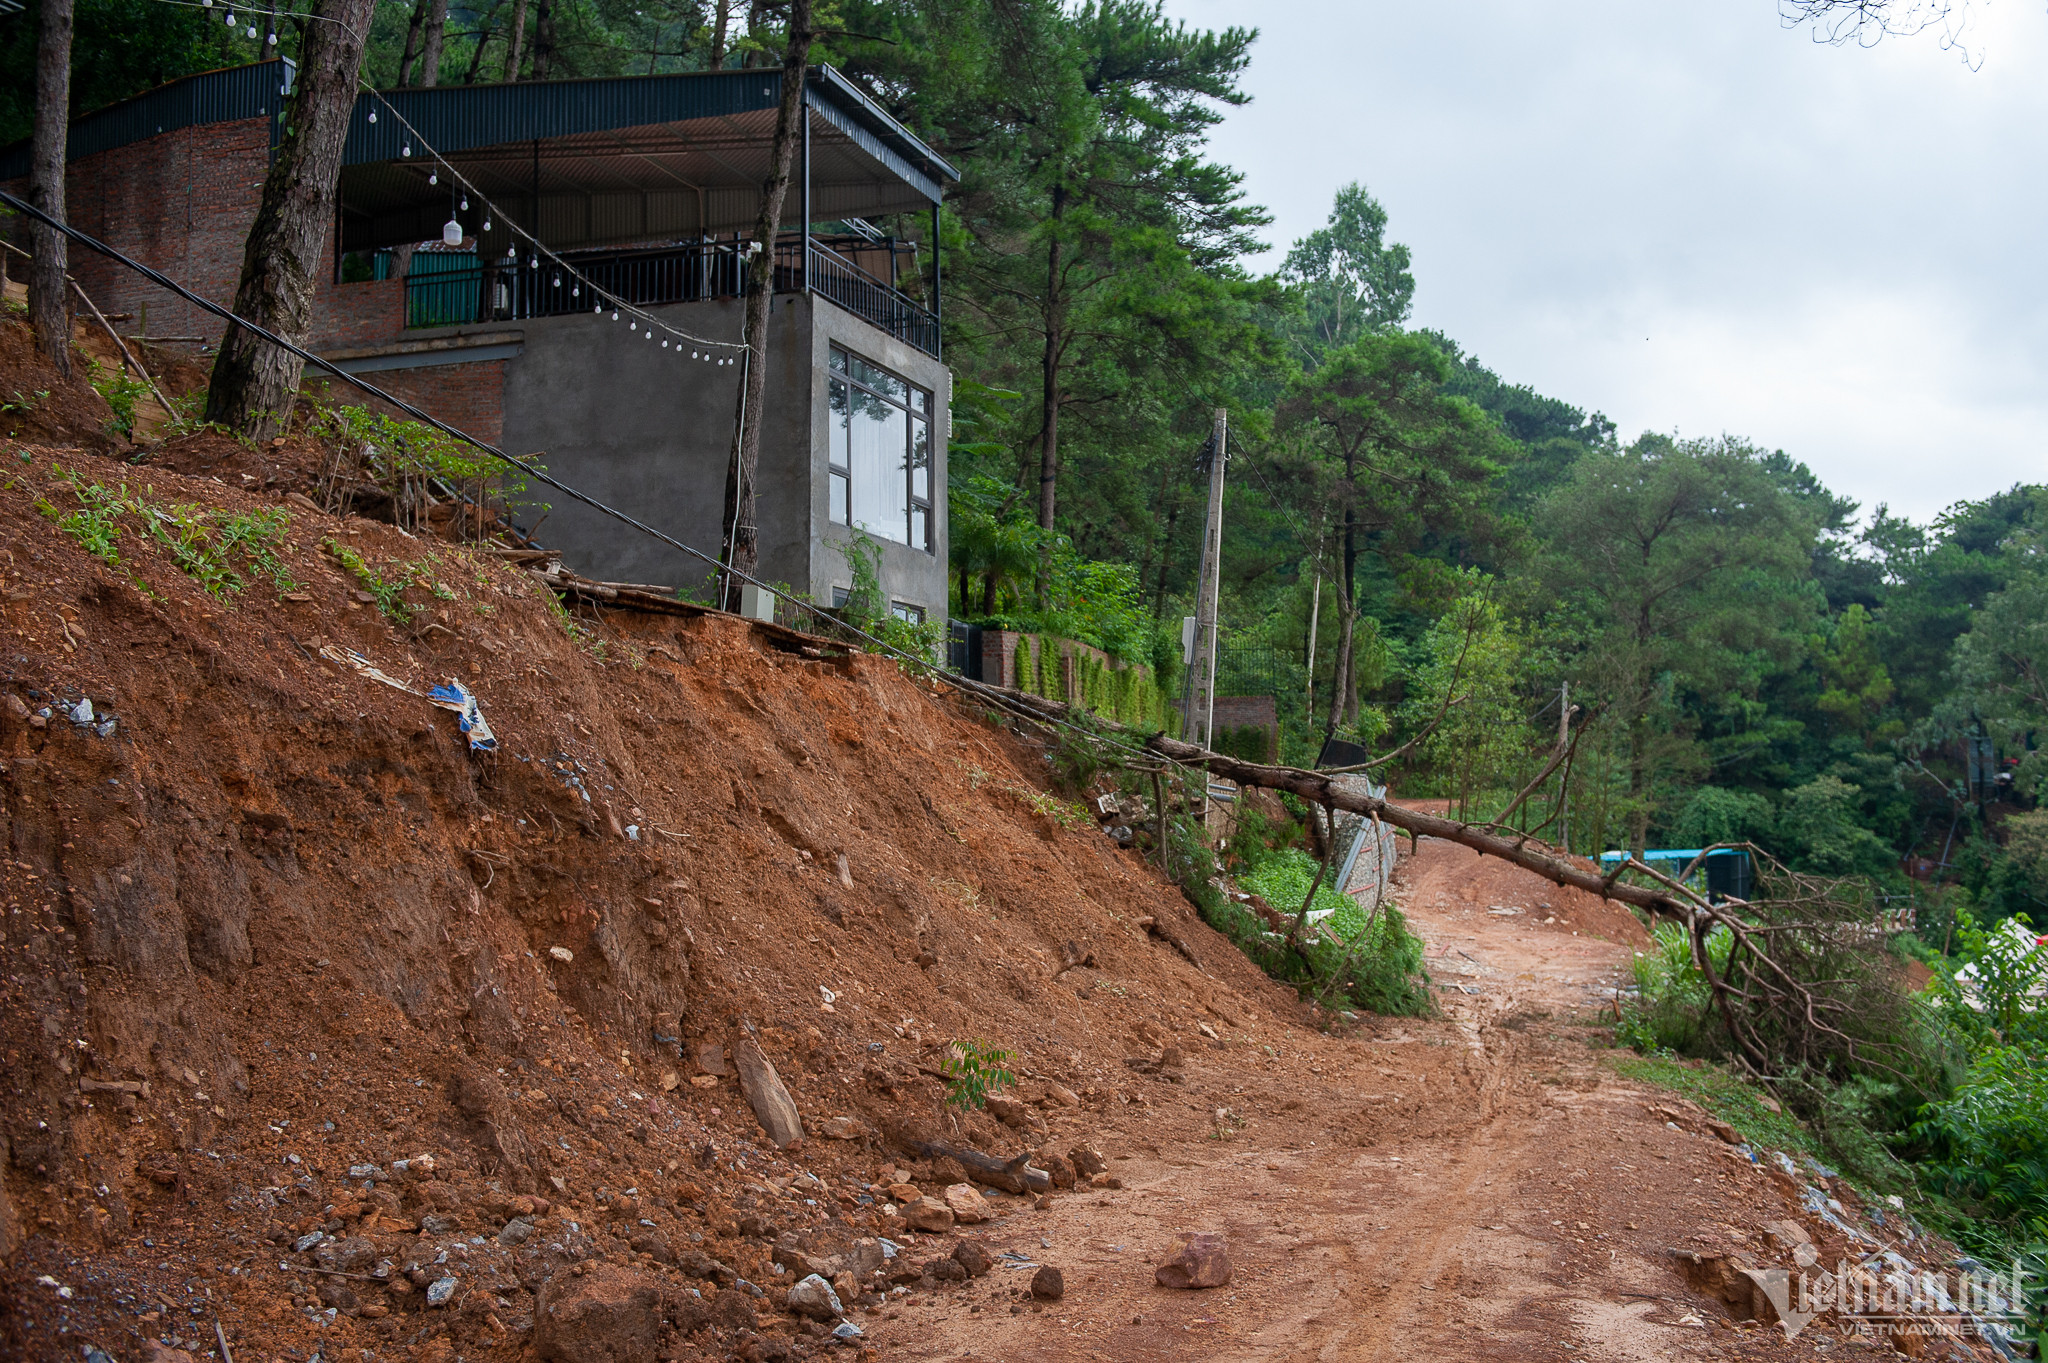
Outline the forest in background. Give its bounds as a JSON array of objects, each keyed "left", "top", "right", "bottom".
[{"left": 8, "top": 0, "right": 2048, "bottom": 1303}]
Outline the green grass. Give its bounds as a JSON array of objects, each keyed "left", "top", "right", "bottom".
[{"left": 1607, "top": 1051, "right": 1818, "bottom": 1156}]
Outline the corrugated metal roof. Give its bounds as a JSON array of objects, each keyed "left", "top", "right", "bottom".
[{"left": 0, "top": 59, "right": 292, "bottom": 181}]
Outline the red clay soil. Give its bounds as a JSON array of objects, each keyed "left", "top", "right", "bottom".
[{"left": 0, "top": 315, "right": 2001, "bottom": 1363}]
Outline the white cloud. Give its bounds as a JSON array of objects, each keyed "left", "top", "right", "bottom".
[{"left": 1163, "top": 0, "right": 2048, "bottom": 520}]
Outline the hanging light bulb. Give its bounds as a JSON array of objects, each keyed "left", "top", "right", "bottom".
[
  {"left": 367, "top": 109, "right": 376, "bottom": 123},
  {"left": 661, "top": 340, "right": 669, "bottom": 348},
  {"left": 611, "top": 310, "right": 620, "bottom": 321},
  {"left": 442, "top": 217, "right": 463, "bottom": 247},
  {"left": 201, "top": 0, "right": 212, "bottom": 8},
  {"left": 481, "top": 218, "right": 491, "bottom": 231},
  {"left": 629, "top": 321, "right": 636, "bottom": 330},
  {"left": 592, "top": 304, "right": 602, "bottom": 314},
  {"left": 552, "top": 273, "right": 561, "bottom": 287},
  {"left": 401, "top": 143, "right": 411, "bottom": 157},
  {"left": 460, "top": 196, "right": 469, "bottom": 211},
  {"left": 428, "top": 171, "right": 438, "bottom": 185},
  {"left": 266, "top": 30, "right": 277, "bottom": 44},
  {"left": 528, "top": 256, "right": 537, "bottom": 269},
  {"left": 246, "top": 25, "right": 258, "bottom": 38},
  {"left": 571, "top": 285, "right": 580, "bottom": 297},
  {"left": 690, "top": 350, "right": 698, "bottom": 360}
]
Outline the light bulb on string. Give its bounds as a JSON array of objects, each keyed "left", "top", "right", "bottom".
[
  {"left": 571, "top": 286, "right": 580, "bottom": 297},
  {"left": 246, "top": 25, "right": 258, "bottom": 38},
  {"left": 529, "top": 257, "right": 537, "bottom": 269},
  {"left": 552, "top": 274, "right": 561, "bottom": 288},
  {"left": 367, "top": 109, "right": 376, "bottom": 122},
  {"left": 428, "top": 172, "right": 438, "bottom": 185},
  {"left": 442, "top": 217, "right": 463, "bottom": 247},
  {"left": 267, "top": 30, "right": 277, "bottom": 44},
  {"left": 592, "top": 304, "right": 602, "bottom": 314},
  {"left": 401, "top": 143, "right": 411, "bottom": 157},
  {"left": 611, "top": 310, "right": 619, "bottom": 321},
  {"left": 459, "top": 196, "right": 468, "bottom": 211},
  {"left": 481, "top": 219, "right": 491, "bottom": 231}
]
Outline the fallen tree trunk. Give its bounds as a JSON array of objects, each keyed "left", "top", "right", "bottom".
[{"left": 1144, "top": 733, "right": 1687, "bottom": 923}]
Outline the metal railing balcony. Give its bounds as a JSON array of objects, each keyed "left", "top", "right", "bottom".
[{"left": 403, "top": 235, "right": 939, "bottom": 357}]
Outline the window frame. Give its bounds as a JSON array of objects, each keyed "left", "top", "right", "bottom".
[{"left": 826, "top": 346, "right": 933, "bottom": 553}]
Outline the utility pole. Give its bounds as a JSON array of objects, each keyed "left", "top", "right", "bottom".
[
  {"left": 1556, "top": 680, "right": 1571, "bottom": 851},
  {"left": 1186, "top": 407, "right": 1228, "bottom": 751}
]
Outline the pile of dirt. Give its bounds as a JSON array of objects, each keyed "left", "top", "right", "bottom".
[{"left": 0, "top": 308, "right": 1340, "bottom": 1362}]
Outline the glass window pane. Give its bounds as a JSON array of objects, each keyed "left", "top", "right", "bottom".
[
  {"left": 830, "top": 471, "right": 849, "bottom": 524},
  {"left": 910, "top": 386, "right": 928, "bottom": 414},
  {"left": 829, "top": 348, "right": 846, "bottom": 375},
  {"left": 910, "top": 417, "right": 930, "bottom": 500},
  {"left": 848, "top": 385, "right": 909, "bottom": 544},
  {"left": 852, "top": 355, "right": 907, "bottom": 404},
  {"left": 829, "top": 379, "right": 850, "bottom": 472},
  {"left": 911, "top": 504, "right": 929, "bottom": 552}
]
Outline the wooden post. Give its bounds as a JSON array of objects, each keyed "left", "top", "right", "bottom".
[{"left": 1186, "top": 407, "right": 1227, "bottom": 753}]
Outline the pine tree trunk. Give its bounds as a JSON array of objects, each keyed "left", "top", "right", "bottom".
[
  {"left": 504, "top": 0, "right": 527, "bottom": 79},
  {"left": 203, "top": 0, "right": 375, "bottom": 440},
  {"left": 530, "top": 0, "right": 556, "bottom": 78},
  {"left": 1036, "top": 186, "right": 1066, "bottom": 535},
  {"left": 418, "top": 0, "right": 449, "bottom": 86},
  {"left": 709, "top": 0, "right": 730, "bottom": 66},
  {"left": 1339, "top": 496, "right": 1361, "bottom": 727},
  {"left": 27, "top": 0, "right": 74, "bottom": 378},
  {"left": 397, "top": 0, "right": 427, "bottom": 85},
  {"left": 718, "top": 1, "right": 813, "bottom": 605}
]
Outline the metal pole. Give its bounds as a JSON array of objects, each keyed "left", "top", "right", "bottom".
[
  {"left": 1304, "top": 569, "right": 1320, "bottom": 720},
  {"left": 1189, "top": 407, "right": 1228, "bottom": 753},
  {"left": 799, "top": 78, "right": 810, "bottom": 293}
]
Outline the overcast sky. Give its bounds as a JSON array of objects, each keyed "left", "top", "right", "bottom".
[{"left": 1159, "top": 0, "right": 2048, "bottom": 526}]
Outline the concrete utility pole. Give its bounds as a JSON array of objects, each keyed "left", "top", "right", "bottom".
[{"left": 1186, "top": 407, "right": 1228, "bottom": 750}]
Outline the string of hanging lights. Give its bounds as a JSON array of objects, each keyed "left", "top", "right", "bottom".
[{"left": 357, "top": 84, "right": 752, "bottom": 362}]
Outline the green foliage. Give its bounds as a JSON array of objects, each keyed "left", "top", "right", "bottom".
[
  {"left": 1232, "top": 846, "right": 1431, "bottom": 1016},
  {"left": 323, "top": 537, "right": 421, "bottom": 623},
  {"left": 941, "top": 1039, "right": 1017, "bottom": 1111},
  {"left": 313, "top": 405, "right": 534, "bottom": 531},
  {"left": 1776, "top": 774, "right": 1898, "bottom": 877},
  {"left": 1606, "top": 1052, "right": 1820, "bottom": 1158},
  {"left": 86, "top": 359, "right": 151, "bottom": 439},
  {"left": 2, "top": 389, "right": 50, "bottom": 416},
  {"left": 1672, "top": 787, "right": 1777, "bottom": 849},
  {"left": 1913, "top": 1045, "right": 2048, "bottom": 1259},
  {"left": 36, "top": 467, "right": 295, "bottom": 600},
  {"left": 1616, "top": 921, "right": 1735, "bottom": 1056}
]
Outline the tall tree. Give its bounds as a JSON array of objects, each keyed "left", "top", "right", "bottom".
[
  {"left": 203, "top": 0, "right": 377, "bottom": 440},
  {"left": 718, "top": 0, "right": 812, "bottom": 602},
  {"left": 1275, "top": 182, "right": 1413, "bottom": 364},
  {"left": 1534, "top": 436, "right": 1818, "bottom": 853},
  {"left": 1278, "top": 332, "right": 1507, "bottom": 732},
  {"left": 26, "top": 0, "right": 74, "bottom": 377}
]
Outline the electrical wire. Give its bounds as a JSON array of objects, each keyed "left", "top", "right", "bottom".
[{"left": 0, "top": 187, "right": 1177, "bottom": 773}]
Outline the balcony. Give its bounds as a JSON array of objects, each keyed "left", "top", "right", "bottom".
[{"left": 402, "top": 233, "right": 939, "bottom": 357}]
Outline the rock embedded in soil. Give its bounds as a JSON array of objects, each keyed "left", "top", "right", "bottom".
[
  {"left": 901, "top": 1196, "right": 955, "bottom": 1232},
  {"left": 1030, "top": 1266, "right": 1065, "bottom": 1300},
  {"left": 535, "top": 1263, "right": 664, "bottom": 1363},
  {"left": 733, "top": 1033, "right": 805, "bottom": 1149},
  {"left": 952, "top": 1240, "right": 993, "bottom": 1277},
  {"left": 786, "top": 1273, "right": 843, "bottom": 1321},
  {"left": 1070, "top": 1147, "right": 1107, "bottom": 1177},
  {"left": 943, "top": 1183, "right": 991, "bottom": 1224},
  {"left": 1154, "top": 1232, "right": 1232, "bottom": 1289}
]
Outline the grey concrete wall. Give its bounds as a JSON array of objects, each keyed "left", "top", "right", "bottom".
[
  {"left": 499, "top": 294, "right": 802, "bottom": 593},
  {"left": 807, "top": 299, "right": 950, "bottom": 623},
  {"left": 497, "top": 291, "right": 946, "bottom": 619}
]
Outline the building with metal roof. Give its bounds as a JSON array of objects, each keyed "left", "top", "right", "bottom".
[{"left": 2, "top": 59, "right": 959, "bottom": 617}]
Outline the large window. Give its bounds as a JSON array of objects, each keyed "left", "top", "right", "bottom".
[{"left": 828, "top": 347, "right": 932, "bottom": 552}]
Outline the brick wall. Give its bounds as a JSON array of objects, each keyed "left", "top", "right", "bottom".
[
  {"left": 0, "top": 118, "right": 274, "bottom": 350},
  {"left": 305, "top": 358, "right": 507, "bottom": 447},
  {"left": 1211, "top": 695, "right": 1276, "bottom": 732},
  {"left": 4, "top": 116, "right": 413, "bottom": 357}
]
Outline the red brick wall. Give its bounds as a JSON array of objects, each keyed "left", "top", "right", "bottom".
[
  {"left": 1212, "top": 695, "right": 1277, "bottom": 731},
  {"left": 310, "top": 279, "right": 406, "bottom": 350},
  {"left": 4, "top": 116, "right": 412, "bottom": 355},
  {"left": 304, "top": 358, "right": 507, "bottom": 447}
]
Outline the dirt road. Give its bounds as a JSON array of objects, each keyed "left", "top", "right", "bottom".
[{"left": 876, "top": 834, "right": 1950, "bottom": 1363}]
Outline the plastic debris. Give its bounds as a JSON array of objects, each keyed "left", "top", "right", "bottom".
[
  {"left": 427, "top": 680, "right": 497, "bottom": 752},
  {"left": 320, "top": 644, "right": 418, "bottom": 695}
]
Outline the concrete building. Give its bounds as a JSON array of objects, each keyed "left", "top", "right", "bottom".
[{"left": 1, "top": 60, "right": 958, "bottom": 619}]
